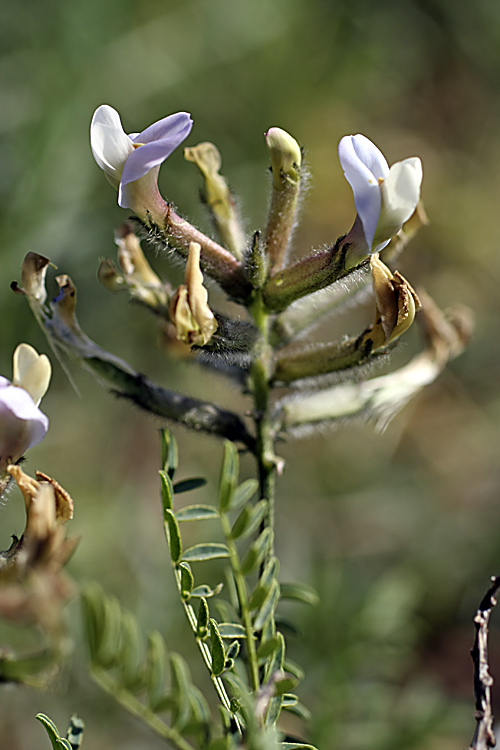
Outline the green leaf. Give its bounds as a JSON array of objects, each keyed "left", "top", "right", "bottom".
[
  {"left": 282, "top": 698, "right": 311, "bottom": 722},
  {"left": 283, "top": 658, "right": 304, "bottom": 681},
  {"left": 282, "top": 694, "right": 298, "bottom": 707},
  {"left": 169, "top": 653, "right": 192, "bottom": 730},
  {"left": 97, "top": 594, "right": 122, "bottom": 668},
  {"left": 164, "top": 509, "right": 182, "bottom": 563},
  {"left": 249, "top": 556, "right": 280, "bottom": 610},
  {"left": 160, "top": 429, "right": 178, "bottom": 478},
  {"left": 182, "top": 543, "right": 230, "bottom": 562},
  {"left": 176, "top": 505, "right": 219, "bottom": 522},
  {"left": 217, "top": 623, "right": 247, "bottom": 639},
  {"left": 254, "top": 580, "right": 280, "bottom": 631},
  {"left": 119, "top": 611, "right": 145, "bottom": 692},
  {"left": 240, "top": 528, "right": 274, "bottom": 575},
  {"left": 197, "top": 597, "right": 209, "bottom": 637},
  {"left": 210, "top": 619, "right": 226, "bottom": 676},
  {"left": 36, "top": 714, "right": 72, "bottom": 750},
  {"left": 280, "top": 744, "right": 318, "bottom": 750},
  {"left": 219, "top": 441, "right": 239, "bottom": 511},
  {"left": 280, "top": 582, "right": 319, "bottom": 607},
  {"left": 264, "top": 631, "right": 284, "bottom": 682},
  {"left": 188, "top": 684, "right": 211, "bottom": 725},
  {"left": 173, "top": 477, "right": 207, "bottom": 494},
  {"left": 275, "top": 676, "right": 298, "bottom": 695},
  {"left": 231, "top": 500, "right": 267, "bottom": 540},
  {"left": 81, "top": 583, "right": 105, "bottom": 663},
  {"left": 179, "top": 562, "right": 194, "bottom": 598},
  {"left": 229, "top": 478, "right": 259, "bottom": 511},
  {"left": 190, "top": 583, "right": 223, "bottom": 598},
  {"left": 226, "top": 641, "right": 240, "bottom": 660},
  {"left": 145, "top": 631, "right": 167, "bottom": 711},
  {"left": 257, "top": 634, "right": 282, "bottom": 659},
  {"left": 159, "top": 470, "right": 174, "bottom": 512}
]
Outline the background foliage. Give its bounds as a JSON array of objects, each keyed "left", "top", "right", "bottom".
[{"left": 1, "top": 0, "right": 500, "bottom": 747}]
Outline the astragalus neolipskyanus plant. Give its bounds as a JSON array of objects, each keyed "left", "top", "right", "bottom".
[{"left": 11, "top": 106, "right": 471, "bottom": 750}]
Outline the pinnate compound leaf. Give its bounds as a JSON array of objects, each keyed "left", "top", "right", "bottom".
[
  {"left": 219, "top": 441, "right": 239, "bottom": 511},
  {"left": 254, "top": 579, "right": 281, "bottom": 631},
  {"left": 229, "top": 478, "right": 259, "bottom": 511},
  {"left": 240, "top": 528, "right": 274, "bottom": 575},
  {"left": 160, "top": 429, "right": 178, "bottom": 478},
  {"left": 231, "top": 500, "right": 267, "bottom": 540},
  {"left": 173, "top": 477, "right": 207, "bottom": 494},
  {"left": 280, "top": 582, "right": 319, "bottom": 606},
  {"left": 176, "top": 504, "right": 219, "bottom": 522},
  {"left": 182, "top": 543, "right": 229, "bottom": 562},
  {"left": 159, "top": 470, "right": 174, "bottom": 512},
  {"left": 164, "top": 509, "right": 182, "bottom": 563},
  {"left": 36, "top": 714, "right": 72, "bottom": 750},
  {"left": 210, "top": 619, "right": 226, "bottom": 676},
  {"left": 217, "top": 623, "right": 247, "bottom": 639}
]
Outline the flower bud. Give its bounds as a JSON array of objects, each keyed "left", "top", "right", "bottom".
[
  {"left": 265, "top": 127, "right": 301, "bottom": 189},
  {"left": 169, "top": 242, "right": 218, "bottom": 346}
]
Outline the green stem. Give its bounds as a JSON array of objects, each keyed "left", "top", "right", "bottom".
[
  {"left": 91, "top": 667, "right": 196, "bottom": 750},
  {"left": 220, "top": 512, "right": 261, "bottom": 693},
  {"left": 170, "top": 565, "right": 243, "bottom": 734}
]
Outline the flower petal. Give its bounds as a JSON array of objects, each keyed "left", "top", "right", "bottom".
[
  {"left": 380, "top": 157, "right": 422, "bottom": 227},
  {"left": 12, "top": 344, "right": 51, "bottom": 406},
  {"left": 121, "top": 112, "right": 193, "bottom": 186},
  {"left": 339, "top": 134, "right": 388, "bottom": 249},
  {"left": 0, "top": 384, "right": 49, "bottom": 468},
  {"left": 90, "top": 105, "right": 134, "bottom": 182}
]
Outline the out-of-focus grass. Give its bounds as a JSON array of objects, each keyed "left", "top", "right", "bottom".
[{"left": 2, "top": 0, "right": 500, "bottom": 747}]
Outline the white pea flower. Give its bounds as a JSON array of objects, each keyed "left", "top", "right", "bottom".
[
  {"left": 338, "top": 134, "right": 423, "bottom": 254},
  {"left": 0, "top": 344, "right": 51, "bottom": 475},
  {"left": 90, "top": 105, "right": 193, "bottom": 220}
]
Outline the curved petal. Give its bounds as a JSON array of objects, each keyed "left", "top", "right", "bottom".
[
  {"left": 12, "top": 344, "right": 51, "bottom": 406},
  {"left": 349, "top": 134, "right": 389, "bottom": 180},
  {"left": 121, "top": 114, "right": 193, "bottom": 186},
  {"left": 0, "top": 385, "right": 49, "bottom": 468},
  {"left": 339, "top": 135, "right": 385, "bottom": 249},
  {"left": 133, "top": 111, "right": 193, "bottom": 145},
  {"left": 381, "top": 157, "right": 422, "bottom": 226},
  {"left": 91, "top": 105, "right": 134, "bottom": 181}
]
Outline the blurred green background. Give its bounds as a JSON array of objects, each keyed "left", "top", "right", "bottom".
[{"left": 2, "top": 0, "right": 500, "bottom": 747}]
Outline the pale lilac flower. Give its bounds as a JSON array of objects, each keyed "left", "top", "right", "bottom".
[
  {"left": 90, "top": 105, "right": 193, "bottom": 218},
  {"left": 338, "top": 134, "right": 423, "bottom": 254},
  {"left": 0, "top": 345, "right": 51, "bottom": 474}
]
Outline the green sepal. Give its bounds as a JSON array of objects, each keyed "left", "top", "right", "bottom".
[
  {"left": 280, "top": 582, "right": 319, "bottom": 606},
  {"left": 182, "top": 543, "right": 230, "bottom": 562},
  {"left": 190, "top": 583, "right": 223, "bottom": 598},
  {"left": 231, "top": 500, "right": 267, "bottom": 540},
  {"left": 145, "top": 630, "right": 167, "bottom": 710},
  {"left": 159, "top": 470, "right": 174, "bottom": 512},
  {"left": 169, "top": 652, "right": 193, "bottom": 730},
  {"left": 164, "top": 509, "right": 182, "bottom": 563},
  {"left": 210, "top": 619, "right": 226, "bottom": 676},
  {"left": 254, "top": 579, "right": 280, "bottom": 631},
  {"left": 173, "top": 477, "right": 207, "bottom": 494},
  {"left": 197, "top": 597, "right": 210, "bottom": 638},
  {"left": 228, "top": 478, "right": 259, "bottom": 511},
  {"left": 160, "top": 429, "right": 178, "bottom": 478},
  {"left": 119, "top": 611, "right": 145, "bottom": 692},
  {"left": 176, "top": 505, "right": 219, "bottom": 522},
  {"left": 179, "top": 562, "right": 194, "bottom": 599},
  {"left": 240, "top": 528, "right": 274, "bottom": 575},
  {"left": 35, "top": 714, "right": 72, "bottom": 750},
  {"left": 219, "top": 441, "right": 239, "bottom": 511},
  {"left": 217, "top": 623, "right": 247, "bottom": 639}
]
